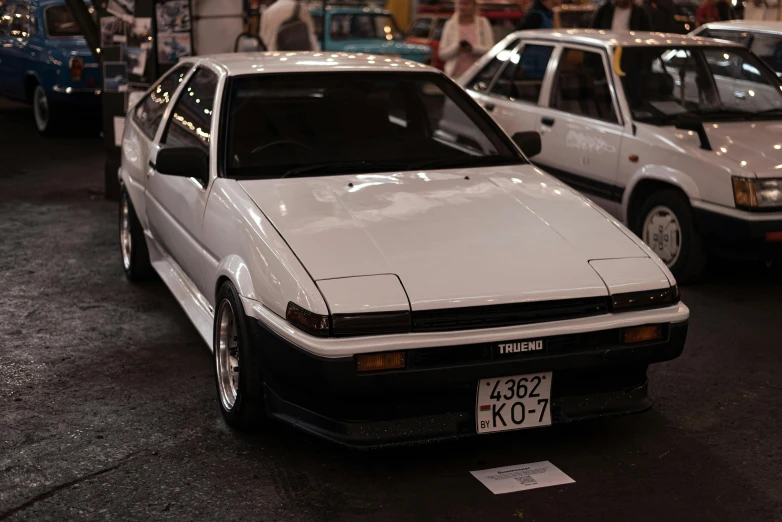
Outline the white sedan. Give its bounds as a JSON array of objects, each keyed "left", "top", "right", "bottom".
[
  {"left": 118, "top": 52, "right": 688, "bottom": 446},
  {"left": 460, "top": 30, "right": 782, "bottom": 281}
]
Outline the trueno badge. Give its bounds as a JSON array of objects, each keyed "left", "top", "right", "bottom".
[{"left": 498, "top": 340, "right": 543, "bottom": 355}]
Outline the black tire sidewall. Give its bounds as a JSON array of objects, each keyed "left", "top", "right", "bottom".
[
  {"left": 634, "top": 189, "right": 701, "bottom": 281},
  {"left": 214, "top": 282, "right": 265, "bottom": 429},
  {"left": 120, "top": 188, "right": 153, "bottom": 281}
]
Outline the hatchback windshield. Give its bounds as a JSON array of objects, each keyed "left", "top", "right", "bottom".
[
  {"left": 620, "top": 46, "right": 782, "bottom": 124},
  {"left": 224, "top": 72, "right": 523, "bottom": 179},
  {"left": 330, "top": 14, "right": 403, "bottom": 41}
]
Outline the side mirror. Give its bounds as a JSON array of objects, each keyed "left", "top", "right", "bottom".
[
  {"left": 512, "top": 131, "right": 542, "bottom": 159},
  {"left": 156, "top": 147, "right": 209, "bottom": 186}
]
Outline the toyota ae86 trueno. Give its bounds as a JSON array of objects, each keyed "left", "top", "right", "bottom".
[{"left": 118, "top": 52, "right": 688, "bottom": 447}]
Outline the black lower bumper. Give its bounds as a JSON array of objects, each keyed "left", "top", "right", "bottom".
[
  {"left": 694, "top": 207, "right": 782, "bottom": 260},
  {"left": 248, "top": 319, "right": 688, "bottom": 448}
]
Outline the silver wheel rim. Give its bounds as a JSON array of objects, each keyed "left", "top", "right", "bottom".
[
  {"left": 33, "top": 86, "right": 49, "bottom": 132},
  {"left": 216, "top": 300, "right": 240, "bottom": 411},
  {"left": 120, "top": 195, "right": 132, "bottom": 270},
  {"left": 642, "top": 205, "right": 682, "bottom": 267}
]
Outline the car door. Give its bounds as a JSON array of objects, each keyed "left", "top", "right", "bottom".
[
  {"left": 2, "top": 3, "right": 32, "bottom": 99},
  {"left": 0, "top": 2, "right": 19, "bottom": 95},
  {"left": 473, "top": 40, "right": 557, "bottom": 139},
  {"left": 145, "top": 66, "right": 220, "bottom": 296},
  {"left": 534, "top": 45, "right": 624, "bottom": 215}
]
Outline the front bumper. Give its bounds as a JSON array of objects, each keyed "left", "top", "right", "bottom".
[
  {"left": 693, "top": 206, "right": 782, "bottom": 260},
  {"left": 249, "top": 318, "right": 688, "bottom": 447}
]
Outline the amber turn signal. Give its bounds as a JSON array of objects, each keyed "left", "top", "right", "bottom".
[
  {"left": 624, "top": 324, "right": 663, "bottom": 344},
  {"left": 355, "top": 351, "right": 406, "bottom": 372}
]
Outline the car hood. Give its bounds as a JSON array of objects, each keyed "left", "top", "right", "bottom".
[
  {"left": 238, "top": 165, "right": 649, "bottom": 311},
  {"left": 661, "top": 120, "right": 782, "bottom": 178},
  {"left": 336, "top": 40, "right": 431, "bottom": 55}
]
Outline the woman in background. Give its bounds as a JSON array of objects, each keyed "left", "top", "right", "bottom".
[{"left": 439, "top": 0, "right": 494, "bottom": 78}]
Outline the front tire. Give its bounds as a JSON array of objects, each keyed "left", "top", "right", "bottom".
[
  {"left": 214, "top": 281, "right": 266, "bottom": 430},
  {"left": 119, "top": 189, "right": 154, "bottom": 281},
  {"left": 32, "top": 84, "right": 61, "bottom": 136},
  {"left": 634, "top": 189, "right": 704, "bottom": 283}
]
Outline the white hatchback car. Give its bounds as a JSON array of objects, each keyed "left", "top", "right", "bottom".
[
  {"left": 691, "top": 21, "right": 782, "bottom": 77},
  {"left": 461, "top": 30, "right": 782, "bottom": 280},
  {"left": 118, "top": 52, "right": 688, "bottom": 446}
]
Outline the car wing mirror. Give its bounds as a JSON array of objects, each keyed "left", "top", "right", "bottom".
[
  {"left": 512, "top": 131, "right": 542, "bottom": 159},
  {"left": 156, "top": 147, "right": 209, "bottom": 186},
  {"left": 674, "top": 113, "right": 711, "bottom": 150}
]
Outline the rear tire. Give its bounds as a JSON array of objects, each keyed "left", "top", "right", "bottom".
[
  {"left": 214, "top": 281, "right": 266, "bottom": 430},
  {"left": 633, "top": 189, "right": 705, "bottom": 284},
  {"left": 32, "top": 84, "right": 61, "bottom": 136},
  {"left": 119, "top": 188, "right": 154, "bottom": 281}
]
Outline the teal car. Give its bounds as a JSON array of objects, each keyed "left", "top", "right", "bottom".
[{"left": 310, "top": 6, "right": 431, "bottom": 63}]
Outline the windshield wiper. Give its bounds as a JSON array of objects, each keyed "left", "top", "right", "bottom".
[{"left": 280, "top": 161, "right": 375, "bottom": 179}]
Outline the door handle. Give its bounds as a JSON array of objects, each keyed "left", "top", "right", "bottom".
[
  {"left": 734, "top": 91, "right": 747, "bottom": 99},
  {"left": 484, "top": 103, "right": 496, "bottom": 112},
  {"left": 541, "top": 117, "right": 555, "bottom": 127}
]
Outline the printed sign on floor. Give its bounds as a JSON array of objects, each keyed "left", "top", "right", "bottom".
[{"left": 471, "top": 461, "right": 574, "bottom": 495}]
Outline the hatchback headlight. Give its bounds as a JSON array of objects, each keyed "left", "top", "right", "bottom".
[
  {"left": 732, "top": 177, "right": 782, "bottom": 209},
  {"left": 611, "top": 286, "right": 680, "bottom": 313}
]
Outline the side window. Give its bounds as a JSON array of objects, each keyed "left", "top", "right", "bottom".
[
  {"left": 0, "top": 4, "right": 16, "bottom": 35},
  {"left": 550, "top": 48, "right": 618, "bottom": 124},
  {"left": 749, "top": 34, "right": 782, "bottom": 75},
  {"left": 133, "top": 64, "right": 191, "bottom": 139},
  {"left": 409, "top": 17, "right": 431, "bottom": 38},
  {"left": 706, "top": 30, "right": 747, "bottom": 44},
  {"left": 492, "top": 44, "right": 554, "bottom": 103},
  {"left": 469, "top": 38, "right": 520, "bottom": 92},
  {"left": 161, "top": 68, "right": 218, "bottom": 153},
  {"left": 10, "top": 4, "right": 31, "bottom": 37}
]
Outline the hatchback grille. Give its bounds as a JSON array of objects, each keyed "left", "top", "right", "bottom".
[{"left": 411, "top": 297, "right": 610, "bottom": 333}]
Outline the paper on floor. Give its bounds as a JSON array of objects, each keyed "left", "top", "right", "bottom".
[{"left": 471, "top": 460, "right": 574, "bottom": 495}]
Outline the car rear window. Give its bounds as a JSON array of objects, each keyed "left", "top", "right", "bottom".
[{"left": 45, "top": 4, "right": 97, "bottom": 37}]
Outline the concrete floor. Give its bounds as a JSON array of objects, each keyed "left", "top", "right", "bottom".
[{"left": 1, "top": 99, "right": 781, "bottom": 521}]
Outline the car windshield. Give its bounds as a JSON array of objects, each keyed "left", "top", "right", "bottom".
[
  {"left": 330, "top": 13, "right": 403, "bottom": 41},
  {"left": 45, "top": 4, "right": 97, "bottom": 37},
  {"left": 223, "top": 71, "right": 524, "bottom": 179},
  {"left": 620, "top": 45, "right": 782, "bottom": 124}
]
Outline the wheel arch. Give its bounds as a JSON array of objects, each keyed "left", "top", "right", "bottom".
[
  {"left": 623, "top": 166, "right": 700, "bottom": 225},
  {"left": 214, "top": 255, "right": 258, "bottom": 313},
  {"left": 24, "top": 73, "right": 41, "bottom": 103}
]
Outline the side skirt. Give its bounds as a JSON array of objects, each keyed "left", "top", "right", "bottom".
[{"left": 145, "top": 231, "right": 215, "bottom": 351}]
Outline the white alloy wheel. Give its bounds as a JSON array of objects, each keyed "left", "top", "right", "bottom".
[
  {"left": 642, "top": 205, "right": 682, "bottom": 267},
  {"left": 33, "top": 85, "right": 50, "bottom": 133},
  {"left": 216, "top": 299, "right": 240, "bottom": 411}
]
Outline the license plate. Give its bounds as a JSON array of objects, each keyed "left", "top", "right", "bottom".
[{"left": 476, "top": 372, "right": 552, "bottom": 434}]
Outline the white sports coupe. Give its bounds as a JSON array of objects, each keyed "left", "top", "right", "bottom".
[{"left": 118, "top": 52, "right": 688, "bottom": 446}]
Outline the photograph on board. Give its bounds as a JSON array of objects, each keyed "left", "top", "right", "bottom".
[
  {"left": 100, "top": 16, "right": 127, "bottom": 46},
  {"left": 158, "top": 32, "right": 192, "bottom": 63},
  {"left": 155, "top": 0, "right": 191, "bottom": 32},
  {"left": 103, "top": 62, "right": 128, "bottom": 92},
  {"left": 125, "top": 47, "right": 148, "bottom": 77},
  {"left": 128, "top": 17, "right": 152, "bottom": 48},
  {"left": 106, "top": 0, "right": 135, "bottom": 22}
]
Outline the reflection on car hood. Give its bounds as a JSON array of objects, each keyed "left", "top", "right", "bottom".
[
  {"left": 335, "top": 40, "right": 431, "bottom": 55},
  {"left": 662, "top": 120, "right": 782, "bottom": 178},
  {"left": 239, "top": 165, "right": 649, "bottom": 311}
]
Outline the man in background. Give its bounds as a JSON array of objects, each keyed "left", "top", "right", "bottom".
[
  {"left": 590, "top": 0, "right": 651, "bottom": 31},
  {"left": 260, "top": 0, "right": 320, "bottom": 52}
]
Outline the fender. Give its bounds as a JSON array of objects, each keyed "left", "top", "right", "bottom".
[
  {"left": 214, "top": 255, "right": 257, "bottom": 312},
  {"left": 621, "top": 164, "right": 702, "bottom": 223}
]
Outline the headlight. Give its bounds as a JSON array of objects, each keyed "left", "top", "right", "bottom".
[
  {"left": 285, "top": 302, "right": 412, "bottom": 337},
  {"left": 732, "top": 177, "right": 782, "bottom": 209},
  {"left": 611, "top": 286, "right": 680, "bottom": 313},
  {"left": 286, "top": 302, "right": 330, "bottom": 337}
]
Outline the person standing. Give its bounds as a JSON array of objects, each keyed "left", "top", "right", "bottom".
[
  {"left": 517, "top": 0, "right": 557, "bottom": 30},
  {"left": 590, "top": 0, "right": 651, "bottom": 31},
  {"left": 643, "top": 0, "right": 676, "bottom": 32},
  {"left": 439, "top": 0, "right": 494, "bottom": 78},
  {"left": 260, "top": 0, "right": 320, "bottom": 52}
]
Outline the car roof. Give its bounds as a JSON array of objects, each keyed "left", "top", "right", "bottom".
[
  {"left": 700, "top": 20, "right": 782, "bottom": 34},
  {"left": 509, "top": 28, "right": 743, "bottom": 48},
  {"left": 189, "top": 52, "right": 434, "bottom": 76}
]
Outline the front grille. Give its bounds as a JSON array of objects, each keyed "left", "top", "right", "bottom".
[{"left": 411, "top": 296, "right": 610, "bottom": 333}]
